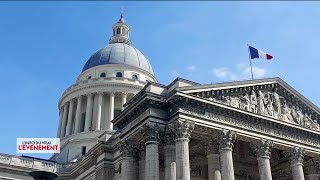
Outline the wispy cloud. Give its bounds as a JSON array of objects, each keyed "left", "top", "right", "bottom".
[
  {"left": 170, "top": 70, "right": 179, "bottom": 78},
  {"left": 211, "top": 67, "right": 238, "bottom": 80},
  {"left": 211, "top": 63, "right": 267, "bottom": 81},
  {"left": 187, "top": 65, "right": 196, "bottom": 71}
]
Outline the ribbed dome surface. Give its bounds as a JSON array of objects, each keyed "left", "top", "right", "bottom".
[{"left": 82, "top": 43, "right": 154, "bottom": 75}]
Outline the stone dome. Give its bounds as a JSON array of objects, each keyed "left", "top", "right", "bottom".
[{"left": 82, "top": 43, "right": 154, "bottom": 75}]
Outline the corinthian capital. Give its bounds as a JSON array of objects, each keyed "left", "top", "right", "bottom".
[
  {"left": 161, "top": 125, "right": 175, "bottom": 145},
  {"left": 218, "top": 130, "right": 237, "bottom": 151},
  {"left": 141, "top": 122, "right": 160, "bottom": 143},
  {"left": 290, "top": 147, "right": 305, "bottom": 165},
  {"left": 173, "top": 120, "right": 195, "bottom": 140},
  {"left": 205, "top": 135, "right": 219, "bottom": 154},
  {"left": 255, "top": 139, "right": 273, "bottom": 158},
  {"left": 118, "top": 140, "right": 137, "bottom": 158}
]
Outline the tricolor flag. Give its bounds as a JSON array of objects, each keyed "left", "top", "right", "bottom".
[{"left": 248, "top": 45, "right": 273, "bottom": 60}]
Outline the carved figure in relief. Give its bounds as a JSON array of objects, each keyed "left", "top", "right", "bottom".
[
  {"left": 230, "top": 96, "right": 240, "bottom": 108},
  {"left": 257, "top": 90, "right": 266, "bottom": 114},
  {"left": 265, "top": 97, "right": 275, "bottom": 117},
  {"left": 290, "top": 106, "right": 299, "bottom": 124},
  {"left": 296, "top": 108, "right": 304, "bottom": 126},
  {"left": 281, "top": 102, "right": 294, "bottom": 123},
  {"left": 222, "top": 96, "right": 231, "bottom": 105},
  {"left": 272, "top": 90, "right": 282, "bottom": 115},
  {"left": 240, "top": 93, "right": 251, "bottom": 112},
  {"left": 250, "top": 90, "right": 258, "bottom": 113},
  {"left": 304, "top": 113, "right": 311, "bottom": 128}
]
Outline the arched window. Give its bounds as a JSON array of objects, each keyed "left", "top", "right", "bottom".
[
  {"left": 116, "top": 72, "right": 123, "bottom": 78},
  {"left": 100, "top": 73, "right": 106, "bottom": 77},
  {"left": 117, "top": 28, "right": 121, "bottom": 35},
  {"left": 132, "top": 74, "right": 138, "bottom": 80},
  {"left": 87, "top": 76, "right": 92, "bottom": 80},
  {"left": 113, "top": 29, "right": 116, "bottom": 36},
  {"left": 122, "top": 28, "right": 126, "bottom": 35}
]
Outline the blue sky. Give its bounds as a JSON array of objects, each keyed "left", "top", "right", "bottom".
[{"left": 0, "top": 2, "right": 320, "bottom": 159}]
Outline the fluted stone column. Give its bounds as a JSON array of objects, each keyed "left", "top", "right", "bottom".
[
  {"left": 255, "top": 139, "right": 273, "bottom": 180},
  {"left": 304, "top": 158, "right": 320, "bottom": 180},
  {"left": 84, "top": 93, "right": 93, "bottom": 131},
  {"left": 170, "top": 162, "right": 176, "bottom": 180},
  {"left": 218, "top": 130, "right": 236, "bottom": 180},
  {"left": 119, "top": 140, "right": 138, "bottom": 180},
  {"left": 121, "top": 92, "right": 127, "bottom": 111},
  {"left": 173, "top": 120, "right": 194, "bottom": 180},
  {"left": 60, "top": 104, "right": 68, "bottom": 137},
  {"left": 291, "top": 147, "right": 305, "bottom": 180},
  {"left": 206, "top": 136, "right": 221, "bottom": 180},
  {"left": 66, "top": 99, "right": 74, "bottom": 136},
  {"left": 141, "top": 123, "right": 160, "bottom": 180},
  {"left": 139, "top": 147, "right": 146, "bottom": 180},
  {"left": 95, "top": 92, "right": 103, "bottom": 130},
  {"left": 108, "top": 92, "right": 115, "bottom": 131},
  {"left": 74, "top": 96, "right": 82, "bottom": 133},
  {"left": 57, "top": 108, "right": 63, "bottom": 138},
  {"left": 163, "top": 126, "right": 176, "bottom": 180}
]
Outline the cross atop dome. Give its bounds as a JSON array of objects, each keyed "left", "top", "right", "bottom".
[
  {"left": 119, "top": 7, "right": 125, "bottom": 23},
  {"left": 109, "top": 8, "right": 131, "bottom": 45}
]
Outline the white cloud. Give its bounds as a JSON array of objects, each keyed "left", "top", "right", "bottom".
[
  {"left": 170, "top": 70, "right": 179, "bottom": 78},
  {"left": 187, "top": 65, "right": 196, "bottom": 71},
  {"left": 211, "top": 67, "right": 238, "bottom": 80},
  {"left": 211, "top": 63, "right": 267, "bottom": 81}
]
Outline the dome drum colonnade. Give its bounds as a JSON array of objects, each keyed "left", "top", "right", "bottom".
[{"left": 57, "top": 91, "right": 131, "bottom": 138}]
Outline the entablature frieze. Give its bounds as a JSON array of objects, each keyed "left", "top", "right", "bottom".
[{"left": 170, "top": 101, "right": 320, "bottom": 154}]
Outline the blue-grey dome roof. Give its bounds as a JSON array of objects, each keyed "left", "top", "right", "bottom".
[{"left": 82, "top": 43, "right": 154, "bottom": 75}]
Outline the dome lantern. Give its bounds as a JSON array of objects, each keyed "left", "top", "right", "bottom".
[{"left": 109, "top": 8, "right": 131, "bottom": 45}]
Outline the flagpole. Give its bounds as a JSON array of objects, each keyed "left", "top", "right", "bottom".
[{"left": 247, "top": 44, "right": 254, "bottom": 80}]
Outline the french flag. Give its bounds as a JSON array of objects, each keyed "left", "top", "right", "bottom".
[{"left": 248, "top": 45, "right": 273, "bottom": 60}]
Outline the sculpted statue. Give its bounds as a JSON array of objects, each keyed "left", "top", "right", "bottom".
[
  {"left": 281, "top": 102, "right": 294, "bottom": 123},
  {"left": 250, "top": 90, "right": 258, "bottom": 113},
  {"left": 265, "top": 97, "right": 275, "bottom": 117},
  {"left": 272, "top": 90, "right": 282, "bottom": 116},
  {"left": 257, "top": 91, "right": 266, "bottom": 114},
  {"left": 230, "top": 96, "right": 240, "bottom": 108},
  {"left": 303, "top": 113, "right": 311, "bottom": 128},
  {"left": 221, "top": 96, "right": 231, "bottom": 105},
  {"left": 290, "top": 106, "right": 299, "bottom": 124},
  {"left": 296, "top": 108, "right": 304, "bottom": 126},
  {"left": 240, "top": 93, "right": 251, "bottom": 112}
]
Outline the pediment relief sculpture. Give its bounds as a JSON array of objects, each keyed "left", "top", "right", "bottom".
[{"left": 206, "top": 89, "right": 319, "bottom": 131}]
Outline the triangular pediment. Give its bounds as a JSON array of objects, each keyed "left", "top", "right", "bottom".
[{"left": 177, "top": 77, "right": 320, "bottom": 131}]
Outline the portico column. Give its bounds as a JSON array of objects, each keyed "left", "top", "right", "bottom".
[
  {"left": 173, "top": 120, "right": 195, "bottom": 180},
  {"left": 84, "top": 93, "right": 93, "bottom": 131},
  {"left": 141, "top": 123, "right": 160, "bottom": 180},
  {"left": 163, "top": 127, "right": 176, "bottom": 180},
  {"left": 255, "top": 139, "right": 273, "bottom": 180},
  {"left": 60, "top": 104, "right": 68, "bottom": 137},
  {"left": 206, "top": 137, "right": 221, "bottom": 180},
  {"left": 108, "top": 92, "right": 115, "bottom": 131},
  {"left": 66, "top": 99, "right": 74, "bottom": 136},
  {"left": 95, "top": 92, "right": 103, "bottom": 130},
  {"left": 57, "top": 108, "right": 63, "bottom": 138},
  {"left": 119, "top": 140, "right": 138, "bottom": 180},
  {"left": 139, "top": 147, "right": 146, "bottom": 180},
  {"left": 121, "top": 92, "right": 127, "bottom": 111},
  {"left": 74, "top": 96, "right": 82, "bottom": 133},
  {"left": 218, "top": 130, "right": 236, "bottom": 180},
  {"left": 290, "top": 147, "right": 305, "bottom": 180}
]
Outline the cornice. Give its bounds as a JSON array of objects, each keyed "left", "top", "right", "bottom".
[{"left": 58, "top": 81, "right": 144, "bottom": 107}]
